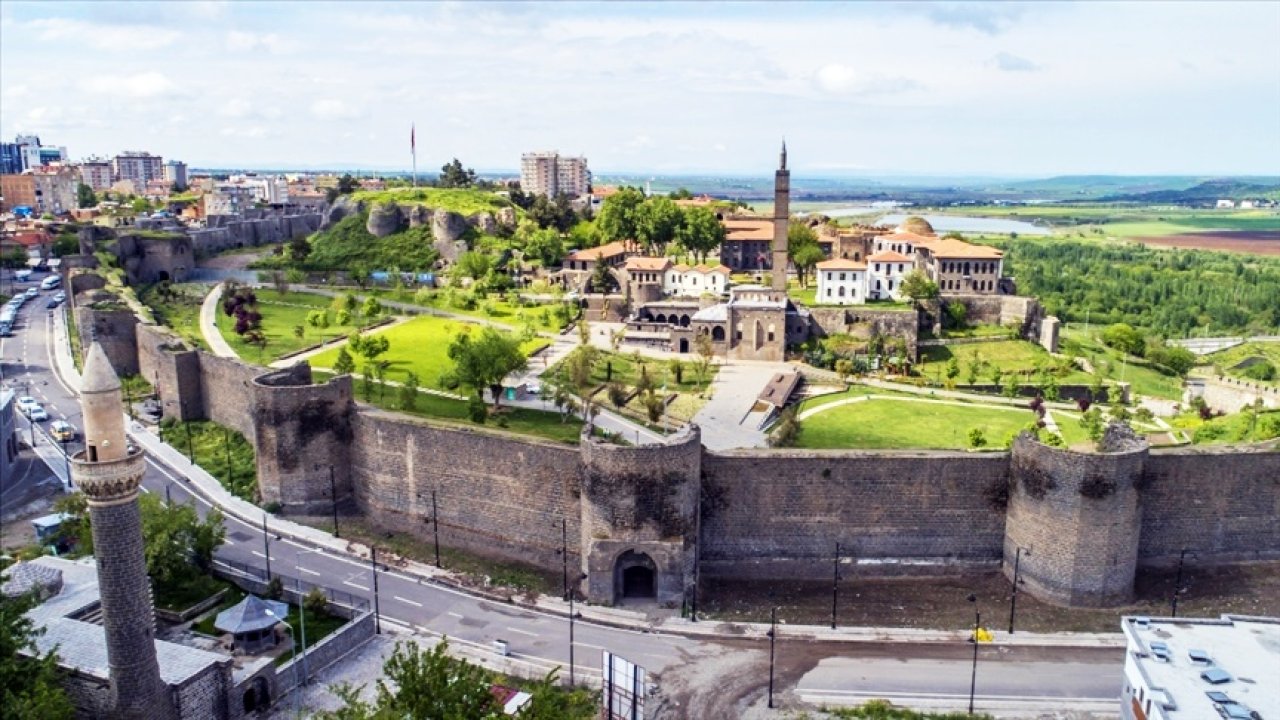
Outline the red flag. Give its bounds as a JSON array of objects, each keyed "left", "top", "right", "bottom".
[{"left": 411, "top": 123, "right": 415, "bottom": 153}]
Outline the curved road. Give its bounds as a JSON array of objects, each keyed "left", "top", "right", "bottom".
[{"left": 1, "top": 273, "right": 1125, "bottom": 718}]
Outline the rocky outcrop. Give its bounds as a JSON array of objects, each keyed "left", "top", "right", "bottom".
[
  {"left": 496, "top": 207, "right": 517, "bottom": 229},
  {"left": 324, "top": 195, "right": 361, "bottom": 227},
  {"left": 470, "top": 212, "right": 497, "bottom": 235},
  {"left": 432, "top": 209, "right": 472, "bottom": 261},
  {"left": 366, "top": 202, "right": 404, "bottom": 238},
  {"left": 408, "top": 205, "right": 432, "bottom": 228}
]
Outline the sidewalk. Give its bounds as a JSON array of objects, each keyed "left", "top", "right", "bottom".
[
  {"left": 198, "top": 283, "right": 238, "bottom": 359},
  {"left": 48, "top": 309, "right": 1124, "bottom": 652}
]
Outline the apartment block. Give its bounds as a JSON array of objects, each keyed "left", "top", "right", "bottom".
[{"left": 520, "top": 151, "right": 590, "bottom": 197}]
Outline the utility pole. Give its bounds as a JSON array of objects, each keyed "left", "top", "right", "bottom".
[
  {"left": 767, "top": 607, "right": 778, "bottom": 709},
  {"left": 431, "top": 490, "right": 441, "bottom": 568},
  {"left": 831, "top": 541, "right": 841, "bottom": 630},
  {"left": 1008, "top": 546, "right": 1029, "bottom": 634},
  {"left": 371, "top": 547, "right": 382, "bottom": 634},
  {"left": 261, "top": 513, "right": 271, "bottom": 579},
  {"left": 560, "top": 517, "right": 569, "bottom": 601},
  {"left": 968, "top": 594, "right": 980, "bottom": 716},
  {"left": 223, "top": 426, "right": 234, "bottom": 488},
  {"left": 568, "top": 572, "right": 586, "bottom": 686}
]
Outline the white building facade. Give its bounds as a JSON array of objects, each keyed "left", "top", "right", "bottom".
[
  {"left": 665, "top": 264, "right": 730, "bottom": 297},
  {"left": 867, "top": 251, "right": 911, "bottom": 301},
  {"left": 520, "top": 151, "right": 590, "bottom": 197},
  {"left": 814, "top": 259, "right": 867, "bottom": 305}
]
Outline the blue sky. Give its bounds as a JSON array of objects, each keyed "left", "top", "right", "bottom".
[{"left": 2, "top": 1, "right": 1277, "bottom": 176}]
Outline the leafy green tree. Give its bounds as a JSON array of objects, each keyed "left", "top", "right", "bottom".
[
  {"left": 288, "top": 233, "right": 311, "bottom": 262},
  {"left": 361, "top": 296, "right": 383, "bottom": 318},
  {"left": 438, "top": 158, "right": 477, "bottom": 188},
  {"left": 946, "top": 356, "right": 961, "bottom": 381},
  {"left": 668, "top": 187, "right": 693, "bottom": 199},
  {"left": 791, "top": 244, "right": 826, "bottom": 289},
  {"left": 307, "top": 310, "right": 330, "bottom": 331},
  {"left": 786, "top": 221, "right": 821, "bottom": 286},
  {"left": 523, "top": 226, "right": 565, "bottom": 267},
  {"left": 676, "top": 206, "right": 726, "bottom": 263},
  {"left": 399, "top": 371, "right": 420, "bottom": 411},
  {"left": 668, "top": 357, "right": 685, "bottom": 385},
  {"left": 634, "top": 197, "right": 683, "bottom": 254},
  {"left": 596, "top": 187, "right": 646, "bottom": 244},
  {"left": 769, "top": 407, "right": 800, "bottom": 447},
  {"left": 946, "top": 302, "right": 968, "bottom": 330},
  {"left": 293, "top": 325, "right": 305, "bottom": 341},
  {"left": 76, "top": 182, "right": 97, "bottom": 209},
  {"left": 348, "top": 333, "right": 390, "bottom": 363},
  {"left": 335, "top": 309, "right": 351, "bottom": 326},
  {"left": 565, "top": 345, "right": 599, "bottom": 390},
  {"left": 333, "top": 293, "right": 358, "bottom": 315},
  {"left": 968, "top": 428, "right": 987, "bottom": 448},
  {"left": 1101, "top": 323, "right": 1145, "bottom": 356},
  {"left": 337, "top": 174, "right": 359, "bottom": 194},
  {"left": 0, "top": 591, "right": 75, "bottom": 720},
  {"left": 138, "top": 494, "right": 225, "bottom": 587},
  {"left": 900, "top": 269, "right": 940, "bottom": 302},
  {"left": 447, "top": 327, "right": 527, "bottom": 407},
  {"left": 455, "top": 251, "right": 492, "bottom": 281}
]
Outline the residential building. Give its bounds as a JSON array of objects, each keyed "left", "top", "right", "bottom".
[
  {"left": 0, "top": 174, "right": 36, "bottom": 211},
  {"left": 1120, "top": 614, "right": 1278, "bottom": 720},
  {"left": 229, "top": 174, "right": 289, "bottom": 204},
  {"left": 15, "top": 134, "right": 45, "bottom": 172},
  {"left": 665, "top": 263, "right": 730, "bottom": 297},
  {"left": 1215, "top": 199, "right": 1236, "bottom": 209},
  {"left": 563, "top": 240, "right": 630, "bottom": 272},
  {"left": 0, "top": 388, "right": 16, "bottom": 487},
  {"left": 111, "top": 151, "right": 164, "bottom": 186},
  {"left": 916, "top": 239, "right": 1004, "bottom": 295},
  {"left": 38, "top": 146, "right": 67, "bottom": 165},
  {"left": 78, "top": 157, "right": 113, "bottom": 191},
  {"left": 203, "top": 184, "right": 256, "bottom": 216},
  {"left": 866, "top": 250, "right": 912, "bottom": 300},
  {"left": 520, "top": 151, "right": 591, "bottom": 197},
  {"left": 814, "top": 258, "right": 867, "bottom": 305},
  {"left": 164, "top": 160, "right": 188, "bottom": 190},
  {"left": 0, "top": 166, "right": 78, "bottom": 215},
  {"left": 718, "top": 218, "right": 774, "bottom": 271}
]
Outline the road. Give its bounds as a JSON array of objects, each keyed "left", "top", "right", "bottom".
[{"left": 1, "top": 272, "right": 1126, "bottom": 718}]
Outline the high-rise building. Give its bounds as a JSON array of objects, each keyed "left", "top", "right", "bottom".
[
  {"left": 164, "top": 160, "right": 188, "bottom": 190},
  {"left": 70, "top": 344, "right": 176, "bottom": 719},
  {"left": 1, "top": 165, "right": 78, "bottom": 215},
  {"left": 15, "top": 134, "right": 41, "bottom": 172},
  {"left": 1, "top": 143, "right": 23, "bottom": 175},
  {"left": 79, "top": 157, "right": 114, "bottom": 191},
  {"left": 112, "top": 151, "right": 164, "bottom": 186},
  {"left": 520, "top": 151, "right": 590, "bottom": 197}
]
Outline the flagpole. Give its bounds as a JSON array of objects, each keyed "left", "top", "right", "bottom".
[{"left": 411, "top": 122, "right": 417, "bottom": 188}]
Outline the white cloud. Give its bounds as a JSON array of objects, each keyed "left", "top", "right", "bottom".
[
  {"left": 226, "top": 30, "right": 293, "bottom": 53},
  {"left": 814, "top": 63, "right": 860, "bottom": 94},
  {"left": 218, "top": 98, "right": 253, "bottom": 118},
  {"left": 989, "top": 52, "right": 1041, "bottom": 72},
  {"left": 310, "top": 99, "right": 361, "bottom": 120},
  {"left": 81, "top": 72, "right": 178, "bottom": 98},
  {"left": 27, "top": 18, "right": 180, "bottom": 51},
  {"left": 813, "top": 64, "right": 918, "bottom": 96}
]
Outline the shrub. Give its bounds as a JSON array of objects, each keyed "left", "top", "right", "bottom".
[
  {"left": 607, "top": 383, "right": 628, "bottom": 408},
  {"left": 304, "top": 587, "right": 328, "bottom": 616},
  {"left": 266, "top": 576, "right": 283, "bottom": 600},
  {"left": 1243, "top": 360, "right": 1276, "bottom": 381},
  {"left": 967, "top": 428, "right": 987, "bottom": 448}
]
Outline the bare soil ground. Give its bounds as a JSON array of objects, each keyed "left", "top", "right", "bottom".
[
  {"left": 700, "top": 562, "right": 1280, "bottom": 633},
  {"left": 1140, "top": 230, "right": 1280, "bottom": 256}
]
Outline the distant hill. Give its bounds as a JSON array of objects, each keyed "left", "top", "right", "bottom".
[{"left": 1097, "top": 178, "right": 1280, "bottom": 204}]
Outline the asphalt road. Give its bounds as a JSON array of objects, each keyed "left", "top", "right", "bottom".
[{"left": 1, "top": 271, "right": 1126, "bottom": 717}]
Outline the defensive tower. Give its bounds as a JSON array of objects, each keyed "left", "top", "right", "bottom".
[
  {"left": 70, "top": 343, "right": 175, "bottom": 719},
  {"left": 771, "top": 139, "right": 790, "bottom": 291}
]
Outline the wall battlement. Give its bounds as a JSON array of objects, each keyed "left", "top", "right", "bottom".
[{"left": 128, "top": 331, "right": 1280, "bottom": 609}]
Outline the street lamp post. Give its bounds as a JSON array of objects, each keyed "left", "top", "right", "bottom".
[
  {"left": 328, "top": 466, "right": 339, "bottom": 538},
  {"left": 223, "top": 426, "right": 234, "bottom": 488},
  {"left": 430, "top": 490, "right": 441, "bottom": 568},
  {"left": 1008, "top": 546, "right": 1030, "bottom": 634},
  {"left": 1172, "top": 548, "right": 1194, "bottom": 618},
  {"left": 370, "top": 547, "right": 381, "bottom": 634},
  {"left": 968, "top": 594, "right": 980, "bottom": 716},
  {"left": 264, "top": 609, "right": 300, "bottom": 718},
  {"left": 261, "top": 513, "right": 272, "bottom": 579},
  {"left": 831, "top": 541, "right": 841, "bottom": 630},
  {"left": 767, "top": 606, "right": 778, "bottom": 709},
  {"left": 560, "top": 518, "right": 569, "bottom": 601},
  {"left": 295, "top": 547, "right": 323, "bottom": 684},
  {"left": 569, "top": 572, "right": 587, "bottom": 686}
]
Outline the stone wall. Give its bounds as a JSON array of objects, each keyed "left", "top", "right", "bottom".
[
  {"left": 116, "top": 233, "right": 195, "bottom": 285},
  {"left": 274, "top": 611, "right": 375, "bottom": 695},
  {"left": 1005, "top": 428, "right": 1147, "bottom": 607},
  {"left": 806, "top": 306, "right": 920, "bottom": 359},
  {"left": 580, "top": 426, "right": 702, "bottom": 606},
  {"left": 188, "top": 213, "right": 322, "bottom": 257},
  {"left": 1185, "top": 376, "right": 1280, "bottom": 414},
  {"left": 173, "top": 661, "right": 235, "bottom": 720},
  {"left": 75, "top": 304, "right": 140, "bottom": 377},
  {"left": 700, "top": 449, "right": 1009, "bottom": 579},
  {"left": 350, "top": 411, "right": 583, "bottom": 571},
  {"left": 137, "top": 324, "right": 205, "bottom": 422},
  {"left": 194, "top": 354, "right": 260, "bottom": 439},
  {"left": 1140, "top": 443, "right": 1280, "bottom": 564},
  {"left": 252, "top": 365, "right": 354, "bottom": 514}
]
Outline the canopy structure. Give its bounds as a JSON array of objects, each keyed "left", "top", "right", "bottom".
[{"left": 214, "top": 595, "right": 289, "bottom": 653}]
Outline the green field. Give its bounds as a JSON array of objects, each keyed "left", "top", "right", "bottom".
[
  {"left": 924, "top": 205, "right": 1280, "bottom": 238},
  {"left": 1202, "top": 342, "right": 1280, "bottom": 387},
  {"left": 349, "top": 187, "right": 518, "bottom": 216},
  {"left": 1058, "top": 327, "right": 1187, "bottom": 400},
  {"left": 916, "top": 340, "right": 1092, "bottom": 386},
  {"left": 308, "top": 315, "right": 548, "bottom": 389},
  {"left": 795, "top": 397, "right": 1034, "bottom": 450},
  {"left": 551, "top": 349, "right": 719, "bottom": 393},
  {"left": 139, "top": 283, "right": 210, "bottom": 350},
  {"left": 387, "top": 287, "right": 571, "bottom": 334},
  {"left": 1170, "top": 409, "right": 1280, "bottom": 445},
  {"left": 217, "top": 288, "right": 366, "bottom": 362}
]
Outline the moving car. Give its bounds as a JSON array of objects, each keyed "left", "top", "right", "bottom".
[
  {"left": 25, "top": 287, "right": 39, "bottom": 299},
  {"left": 46, "top": 298, "right": 60, "bottom": 309},
  {"left": 16, "top": 396, "right": 40, "bottom": 414},
  {"left": 53, "top": 291, "right": 66, "bottom": 303},
  {"left": 51, "top": 420, "right": 76, "bottom": 442},
  {"left": 27, "top": 405, "right": 49, "bottom": 422}
]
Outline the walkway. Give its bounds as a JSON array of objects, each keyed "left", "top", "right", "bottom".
[
  {"left": 797, "top": 393, "right": 1040, "bottom": 422},
  {"left": 693, "top": 361, "right": 791, "bottom": 450},
  {"left": 198, "top": 283, "right": 238, "bottom": 358}
]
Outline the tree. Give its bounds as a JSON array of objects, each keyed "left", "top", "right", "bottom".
[
  {"left": 0, "top": 592, "right": 75, "bottom": 720},
  {"left": 607, "top": 382, "right": 628, "bottom": 408},
  {"left": 968, "top": 428, "right": 988, "bottom": 448},
  {"left": 361, "top": 296, "right": 383, "bottom": 319},
  {"left": 523, "top": 226, "right": 565, "bottom": 267},
  {"left": 634, "top": 197, "right": 683, "bottom": 254},
  {"left": 348, "top": 333, "right": 390, "bottom": 363},
  {"left": 945, "top": 302, "right": 968, "bottom": 330},
  {"left": 1101, "top": 323, "right": 1145, "bottom": 356},
  {"left": 676, "top": 206, "right": 726, "bottom": 263},
  {"left": 787, "top": 221, "right": 820, "bottom": 286},
  {"left": 693, "top": 333, "right": 714, "bottom": 390},
  {"left": 455, "top": 251, "right": 492, "bottom": 281},
  {"left": 335, "top": 309, "right": 352, "bottom": 326},
  {"left": 395, "top": 371, "right": 418, "bottom": 411},
  {"left": 589, "top": 261, "right": 616, "bottom": 294},
  {"left": 447, "top": 327, "right": 527, "bottom": 407},
  {"left": 564, "top": 345, "right": 599, "bottom": 391},
  {"left": 334, "top": 293, "right": 358, "bottom": 315},
  {"left": 307, "top": 310, "right": 331, "bottom": 331},
  {"left": 900, "top": 269, "right": 940, "bottom": 302},
  {"left": 293, "top": 325, "right": 305, "bottom": 341},
  {"left": 76, "top": 182, "right": 97, "bottom": 209},
  {"left": 438, "top": 158, "right": 477, "bottom": 188},
  {"left": 288, "top": 233, "right": 311, "bottom": 262},
  {"left": 138, "top": 494, "right": 226, "bottom": 588},
  {"left": 333, "top": 347, "right": 355, "bottom": 376},
  {"left": 668, "top": 358, "right": 685, "bottom": 385},
  {"left": 596, "top": 187, "right": 646, "bottom": 244},
  {"left": 669, "top": 187, "right": 693, "bottom": 199},
  {"left": 791, "top": 244, "right": 826, "bottom": 289},
  {"left": 337, "top": 174, "right": 359, "bottom": 195},
  {"left": 769, "top": 407, "right": 800, "bottom": 447}
]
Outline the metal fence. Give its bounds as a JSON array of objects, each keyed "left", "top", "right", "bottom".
[{"left": 214, "top": 558, "right": 371, "bottom": 615}]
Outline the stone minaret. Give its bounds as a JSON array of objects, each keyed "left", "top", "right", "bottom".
[
  {"left": 771, "top": 139, "right": 790, "bottom": 291},
  {"left": 71, "top": 343, "right": 175, "bottom": 720}
]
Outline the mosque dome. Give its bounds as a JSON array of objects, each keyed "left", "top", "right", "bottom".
[{"left": 899, "top": 216, "right": 935, "bottom": 236}]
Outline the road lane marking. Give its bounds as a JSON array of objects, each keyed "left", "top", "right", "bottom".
[
  {"left": 298, "top": 566, "right": 321, "bottom": 576},
  {"left": 343, "top": 580, "right": 370, "bottom": 591},
  {"left": 447, "top": 611, "right": 464, "bottom": 618},
  {"left": 575, "top": 641, "right": 606, "bottom": 650},
  {"left": 506, "top": 627, "right": 539, "bottom": 638},
  {"left": 394, "top": 596, "right": 423, "bottom": 607}
]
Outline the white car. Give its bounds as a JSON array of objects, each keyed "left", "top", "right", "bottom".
[
  {"left": 16, "top": 396, "right": 40, "bottom": 413},
  {"left": 53, "top": 291, "right": 66, "bottom": 303},
  {"left": 25, "top": 287, "right": 39, "bottom": 298},
  {"left": 27, "top": 405, "right": 49, "bottom": 422}
]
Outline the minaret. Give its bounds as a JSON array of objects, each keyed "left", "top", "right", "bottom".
[
  {"left": 71, "top": 343, "right": 175, "bottom": 720},
  {"left": 771, "top": 139, "right": 790, "bottom": 291}
]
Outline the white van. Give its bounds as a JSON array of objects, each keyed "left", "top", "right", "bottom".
[
  {"left": 15, "top": 269, "right": 32, "bottom": 282},
  {"left": 41, "top": 275, "right": 61, "bottom": 290}
]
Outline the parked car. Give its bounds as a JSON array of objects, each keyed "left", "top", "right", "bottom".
[
  {"left": 27, "top": 405, "right": 49, "bottom": 422},
  {"left": 51, "top": 420, "right": 75, "bottom": 442},
  {"left": 53, "top": 291, "right": 66, "bottom": 303},
  {"left": 16, "top": 396, "right": 40, "bottom": 414},
  {"left": 46, "top": 298, "right": 59, "bottom": 309},
  {"left": 25, "top": 287, "right": 39, "bottom": 298}
]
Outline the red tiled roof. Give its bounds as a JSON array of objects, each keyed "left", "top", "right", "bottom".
[
  {"left": 816, "top": 258, "right": 867, "bottom": 270},
  {"left": 624, "top": 256, "right": 671, "bottom": 271},
  {"left": 723, "top": 219, "right": 773, "bottom": 241},
  {"left": 868, "top": 251, "right": 912, "bottom": 263},
  {"left": 565, "top": 240, "right": 629, "bottom": 262}
]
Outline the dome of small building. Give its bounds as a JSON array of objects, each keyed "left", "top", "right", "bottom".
[
  {"left": 899, "top": 216, "right": 935, "bottom": 236},
  {"left": 1, "top": 561, "right": 64, "bottom": 601}
]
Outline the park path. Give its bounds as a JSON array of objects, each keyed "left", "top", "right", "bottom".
[
  {"left": 857, "top": 376, "right": 1078, "bottom": 410},
  {"left": 796, "top": 393, "right": 1037, "bottom": 422},
  {"left": 198, "top": 283, "right": 238, "bottom": 359}
]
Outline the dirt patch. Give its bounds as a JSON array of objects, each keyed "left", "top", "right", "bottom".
[
  {"left": 1140, "top": 230, "right": 1280, "bottom": 256},
  {"left": 700, "top": 562, "right": 1280, "bottom": 633}
]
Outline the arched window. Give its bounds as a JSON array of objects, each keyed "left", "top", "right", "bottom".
[
  {"left": 838, "top": 286, "right": 846, "bottom": 297},
  {"left": 712, "top": 326, "right": 725, "bottom": 341},
  {"left": 767, "top": 324, "right": 776, "bottom": 342}
]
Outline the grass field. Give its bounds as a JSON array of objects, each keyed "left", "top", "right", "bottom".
[
  {"left": 139, "top": 283, "right": 210, "bottom": 350},
  {"left": 1057, "top": 327, "right": 1187, "bottom": 400},
  {"left": 217, "top": 288, "right": 365, "bottom": 361},
  {"left": 795, "top": 397, "right": 1033, "bottom": 449},
  {"left": 397, "top": 289, "right": 569, "bottom": 334},
  {"left": 1170, "top": 408, "right": 1280, "bottom": 445},
  {"left": 916, "top": 340, "right": 1092, "bottom": 386},
  {"left": 349, "top": 187, "right": 518, "bottom": 216},
  {"left": 307, "top": 315, "right": 549, "bottom": 389},
  {"left": 1202, "top": 341, "right": 1280, "bottom": 387},
  {"left": 192, "top": 586, "right": 346, "bottom": 662},
  {"left": 159, "top": 418, "right": 257, "bottom": 502}
]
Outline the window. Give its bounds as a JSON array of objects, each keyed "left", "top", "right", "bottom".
[
  {"left": 875, "top": 263, "right": 881, "bottom": 272},
  {"left": 838, "top": 286, "right": 845, "bottom": 297},
  {"left": 826, "top": 288, "right": 831, "bottom": 296},
  {"left": 888, "top": 279, "right": 894, "bottom": 291},
  {"left": 839, "top": 272, "right": 845, "bottom": 281}
]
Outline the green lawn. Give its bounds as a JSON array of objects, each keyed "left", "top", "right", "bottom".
[
  {"left": 314, "top": 370, "right": 582, "bottom": 444},
  {"left": 308, "top": 315, "right": 548, "bottom": 389},
  {"left": 192, "top": 587, "right": 346, "bottom": 662},
  {"left": 217, "top": 288, "right": 367, "bottom": 362},
  {"left": 160, "top": 418, "right": 257, "bottom": 502},
  {"left": 1202, "top": 342, "right": 1280, "bottom": 387},
  {"left": 796, "top": 384, "right": 926, "bottom": 414},
  {"left": 551, "top": 349, "right": 719, "bottom": 393},
  {"left": 1171, "top": 409, "right": 1280, "bottom": 445},
  {"left": 916, "top": 340, "right": 1092, "bottom": 386},
  {"left": 373, "top": 287, "right": 571, "bottom": 334},
  {"left": 796, "top": 397, "right": 1035, "bottom": 450},
  {"left": 155, "top": 574, "right": 228, "bottom": 612},
  {"left": 349, "top": 187, "right": 518, "bottom": 216},
  {"left": 1059, "top": 327, "right": 1187, "bottom": 400},
  {"left": 139, "top": 282, "right": 210, "bottom": 350}
]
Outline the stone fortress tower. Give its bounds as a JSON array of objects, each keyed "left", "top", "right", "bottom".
[
  {"left": 71, "top": 343, "right": 176, "bottom": 720},
  {"left": 771, "top": 140, "right": 790, "bottom": 291}
]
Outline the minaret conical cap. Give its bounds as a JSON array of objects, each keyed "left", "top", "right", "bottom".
[{"left": 82, "top": 342, "right": 122, "bottom": 394}]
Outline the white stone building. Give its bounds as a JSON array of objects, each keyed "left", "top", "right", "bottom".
[
  {"left": 866, "top": 250, "right": 911, "bottom": 301},
  {"left": 520, "top": 151, "right": 590, "bottom": 198},
  {"left": 665, "top": 263, "right": 730, "bottom": 297},
  {"left": 814, "top": 258, "right": 867, "bottom": 305}
]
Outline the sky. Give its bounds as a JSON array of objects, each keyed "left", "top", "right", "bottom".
[{"left": 1, "top": 1, "right": 1278, "bottom": 177}]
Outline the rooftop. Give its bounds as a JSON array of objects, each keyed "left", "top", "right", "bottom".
[
  {"left": 1123, "top": 614, "right": 1280, "bottom": 719},
  {"left": 623, "top": 256, "right": 671, "bottom": 271},
  {"left": 723, "top": 219, "right": 774, "bottom": 241},
  {"left": 816, "top": 258, "right": 867, "bottom": 270},
  {"left": 868, "top": 250, "right": 913, "bottom": 263},
  {"left": 565, "top": 240, "right": 629, "bottom": 262},
  {"left": 928, "top": 238, "right": 1004, "bottom": 260}
]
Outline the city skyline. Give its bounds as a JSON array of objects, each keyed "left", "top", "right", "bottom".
[{"left": 1, "top": 1, "right": 1278, "bottom": 176}]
